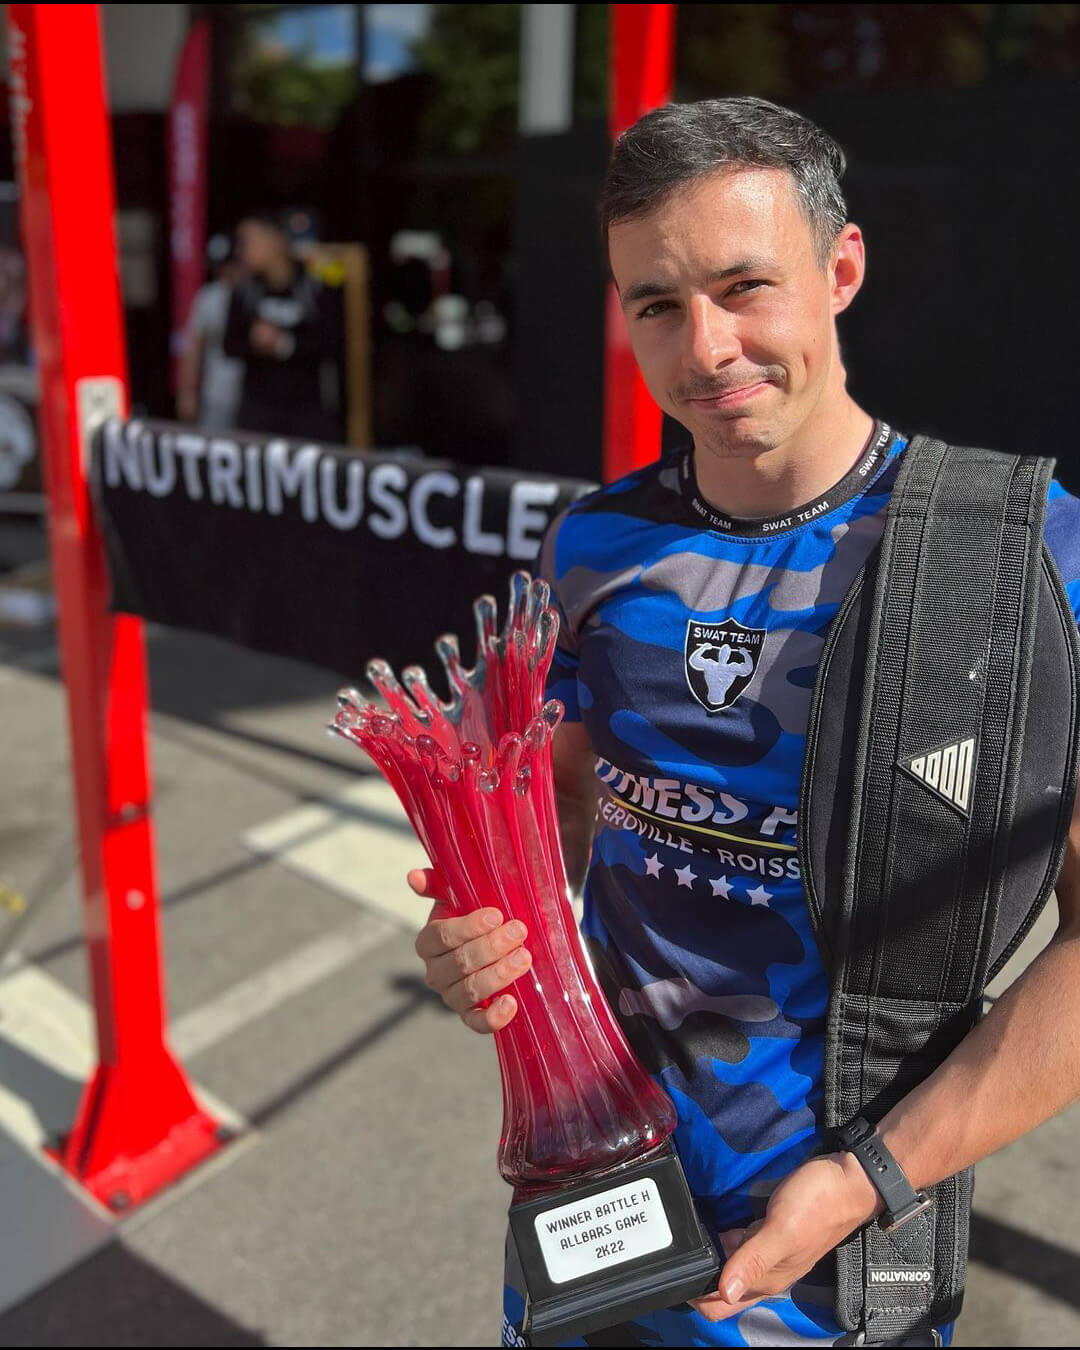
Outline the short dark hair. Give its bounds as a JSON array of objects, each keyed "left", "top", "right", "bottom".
[
  {"left": 601, "top": 97, "right": 848, "bottom": 266},
  {"left": 242, "top": 211, "right": 289, "bottom": 240}
]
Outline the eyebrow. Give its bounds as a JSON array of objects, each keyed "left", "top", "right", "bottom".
[{"left": 619, "top": 257, "right": 781, "bottom": 308}]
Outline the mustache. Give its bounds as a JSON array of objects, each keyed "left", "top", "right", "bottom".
[{"left": 675, "top": 369, "right": 783, "bottom": 402}]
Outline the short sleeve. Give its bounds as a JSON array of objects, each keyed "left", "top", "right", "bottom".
[
  {"left": 188, "top": 285, "right": 212, "bottom": 337},
  {"left": 1044, "top": 480, "right": 1080, "bottom": 629},
  {"left": 538, "top": 508, "right": 582, "bottom": 722}
]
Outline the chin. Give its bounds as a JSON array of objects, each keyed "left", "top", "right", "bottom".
[{"left": 695, "top": 419, "right": 781, "bottom": 460}]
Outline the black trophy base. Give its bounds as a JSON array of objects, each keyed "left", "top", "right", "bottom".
[{"left": 508, "top": 1144, "right": 720, "bottom": 1346}]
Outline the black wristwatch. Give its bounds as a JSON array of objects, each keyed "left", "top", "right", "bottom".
[{"left": 835, "top": 1117, "right": 933, "bottom": 1235}]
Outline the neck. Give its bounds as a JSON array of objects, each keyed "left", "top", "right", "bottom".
[{"left": 692, "top": 392, "right": 874, "bottom": 521}]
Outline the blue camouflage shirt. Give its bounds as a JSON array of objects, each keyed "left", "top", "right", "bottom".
[{"left": 502, "top": 423, "right": 1080, "bottom": 1348}]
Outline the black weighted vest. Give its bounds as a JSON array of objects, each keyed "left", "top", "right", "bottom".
[{"left": 800, "top": 436, "right": 1080, "bottom": 1341}]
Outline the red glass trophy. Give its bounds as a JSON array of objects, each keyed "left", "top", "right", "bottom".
[{"left": 331, "top": 573, "right": 718, "bottom": 1344}]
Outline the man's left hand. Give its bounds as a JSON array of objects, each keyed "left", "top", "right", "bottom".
[
  {"left": 691, "top": 1152, "right": 883, "bottom": 1322},
  {"left": 251, "top": 319, "right": 287, "bottom": 355}
]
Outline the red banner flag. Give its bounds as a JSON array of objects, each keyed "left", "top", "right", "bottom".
[{"left": 167, "top": 17, "right": 211, "bottom": 391}]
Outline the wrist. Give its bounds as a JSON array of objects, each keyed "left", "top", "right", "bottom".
[
  {"left": 876, "top": 1113, "right": 918, "bottom": 1189},
  {"left": 832, "top": 1148, "right": 886, "bottom": 1227}
]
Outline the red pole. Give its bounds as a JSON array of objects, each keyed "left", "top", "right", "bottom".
[
  {"left": 7, "top": 3, "right": 222, "bottom": 1210},
  {"left": 603, "top": 3, "right": 675, "bottom": 483}
]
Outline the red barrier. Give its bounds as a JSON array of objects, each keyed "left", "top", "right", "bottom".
[
  {"left": 603, "top": 4, "right": 675, "bottom": 482},
  {"left": 7, "top": 3, "right": 222, "bottom": 1210}
]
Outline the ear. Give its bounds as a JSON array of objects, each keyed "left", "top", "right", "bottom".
[{"left": 830, "top": 223, "right": 865, "bottom": 316}]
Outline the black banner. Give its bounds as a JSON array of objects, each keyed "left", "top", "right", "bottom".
[{"left": 93, "top": 419, "right": 595, "bottom": 680}]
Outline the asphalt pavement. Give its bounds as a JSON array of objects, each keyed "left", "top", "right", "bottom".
[{"left": 0, "top": 515, "right": 1077, "bottom": 1347}]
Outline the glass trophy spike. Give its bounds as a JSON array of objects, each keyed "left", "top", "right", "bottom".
[{"left": 332, "top": 572, "right": 719, "bottom": 1343}]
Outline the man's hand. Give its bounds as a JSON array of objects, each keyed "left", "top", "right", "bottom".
[
  {"left": 691, "top": 1153, "right": 881, "bottom": 1321},
  {"left": 408, "top": 867, "right": 532, "bottom": 1033},
  {"left": 250, "top": 319, "right": 289, "bottom": 356}
]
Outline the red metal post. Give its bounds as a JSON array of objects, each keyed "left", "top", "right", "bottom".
[
  {"left": 7, "top": 3, "right": 222, "bottom": 1210},
  {"left": 603, "top": 3, "right": 675, "bottom": 482}
]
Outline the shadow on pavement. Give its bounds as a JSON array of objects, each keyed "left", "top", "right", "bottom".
[
  {"left": 0, "top": 1035, "right": 81, "bottom": 1143},
  {"left": 247, "top": 974, "right": 447, "bottom": 1129},
  {"left": 0, "top": 1242, "right": 265, "bottom": 1347},
  {"left": 970, "top": 1210, "right": 1080, "bottom": 1310},
  {"left": 145, "top": 625, "right": 352, "bottom": 724},
  {"left": 22, "top": 852, "right": 276, "bottom": 970}
]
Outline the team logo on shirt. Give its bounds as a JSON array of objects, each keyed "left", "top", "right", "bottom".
[{"left": 684, "top": 619, "right": 766, "bottom": 713}]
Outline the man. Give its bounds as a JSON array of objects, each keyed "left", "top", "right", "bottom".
[
  {"left": 176, "top": 234, "right": 246, "bottom": 429},
  {"left": 408, "top": 98, "right": 1080, "bottom": 1346},
  {"left": 223, "top": 214, "right": 340, "bottom": 441}
]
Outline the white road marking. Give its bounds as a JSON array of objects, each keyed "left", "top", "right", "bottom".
[
  {"left": 0, "top": 959, "right": 96, "bottom": 1150},
  {"left": 246, "top": 774, "right": 588, "bottom": 927},
  {"left": 0, "top": 916, "right": 404, "bottom": 1315},
  {"left": 171, "top": 914, "right": 394, "bottom": 1060},
  {"left": 0, "top": 958, "right": 244, "bottom": 1154},
  {"left": 244, "top": 777, "right": 429, "bottom": 933}
]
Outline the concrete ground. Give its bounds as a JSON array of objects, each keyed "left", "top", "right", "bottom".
[{"left": 0, "top": 515, "right": 1078, "bottom": 1348}]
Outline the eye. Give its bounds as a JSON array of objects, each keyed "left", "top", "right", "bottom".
[
  {"left": 637, "top": 299, "right": 676, "bottom": 319},
  {"left": 729, "top": 280, "right": 768, "bottom": 296}
]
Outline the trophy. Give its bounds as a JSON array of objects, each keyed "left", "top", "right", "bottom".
[{"left": 331, "top": 573, "right": 719, "bottom": 1344}]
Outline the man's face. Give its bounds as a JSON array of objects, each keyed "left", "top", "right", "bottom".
[
  {"left": 608, "top": 166, "right": 864, "bottom": 461},
  {"left": 236, "top": 220, "right": 285, "bottom": 275}
]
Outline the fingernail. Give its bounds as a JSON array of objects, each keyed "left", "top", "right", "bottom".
[
  {"left": 496, "top": 996, "right": 514, "bottom": 1015},
  {"left": 510, "top": 948, "right": 530, "bottom": 969},
  {"left": 506, "top": 920, "right": 527, "bottom": 940},
  {"left": 723, "top": 1277, "right": 744, "bottom": 1302},
  {"left": 481, "top": 910, "right": 502, "bottom": 930}
]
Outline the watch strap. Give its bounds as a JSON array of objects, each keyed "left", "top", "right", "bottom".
[{"left": 835, "top": 1117, "right": 932, "bottom": 1233}]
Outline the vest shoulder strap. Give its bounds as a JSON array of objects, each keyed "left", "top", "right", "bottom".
[{"left": 800, "top": 435, "right": 1080, "bottom": 1339}]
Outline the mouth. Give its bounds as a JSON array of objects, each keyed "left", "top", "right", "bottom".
[{"left": 686, "top": 381, "right": 771, "bottom": 411}]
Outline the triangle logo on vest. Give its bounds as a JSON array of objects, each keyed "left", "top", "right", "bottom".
[{"left": 898, "top": 736, "right": 978, "bottom": 816}]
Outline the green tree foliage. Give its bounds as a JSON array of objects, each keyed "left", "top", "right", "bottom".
[
  {"left": 231, "top": 8, "right": 357, "bottom": 130},
  {"left": 410, "top": 4, "right": 521, "bottom": 157}
]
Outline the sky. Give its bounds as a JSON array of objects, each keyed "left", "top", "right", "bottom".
[{"left": 250, "top": 4, "right": 434, "bottom": 83}]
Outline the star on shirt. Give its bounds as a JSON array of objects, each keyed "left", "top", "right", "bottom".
[
  {"left": 643, "top": 853, "right": 663, "bottom": 878},
  {"left": 710, "top": 875, "right": 733, "bottom": 899},
  {"left": 674, "top": 864, "right": 698, "bottom": 889},
  {"left": 746, "top": 884, "right": 773, "bottom": 907}
]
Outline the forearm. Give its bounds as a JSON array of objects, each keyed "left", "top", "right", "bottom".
[
  {"left": 878, "top": 916, "right": 1080, "bottom": 1191},
  {"left": 557, "top": 779, "right": 599, "bottom": 896},
  {"left": 176, "top": 334, "right": 202, "bottom": 409},
  {"left": 694, "top": 914, "right": 1080, "bottom": 1318}
]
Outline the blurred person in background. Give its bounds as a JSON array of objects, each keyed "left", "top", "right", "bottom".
[
  {"left": 176, "top": 233, "right": 246, "bottom": 429},
  {"left": 224, "top": 213, "right": 339, "bottom": 442}
]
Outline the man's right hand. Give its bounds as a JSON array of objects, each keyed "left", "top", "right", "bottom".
[{"left": 409, "top": 868, "right": 532, "bottom": 1033}]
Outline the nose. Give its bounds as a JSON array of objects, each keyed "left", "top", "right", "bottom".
[{"left": 684, "top": 294, "right": 741, "bottom": 376}]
